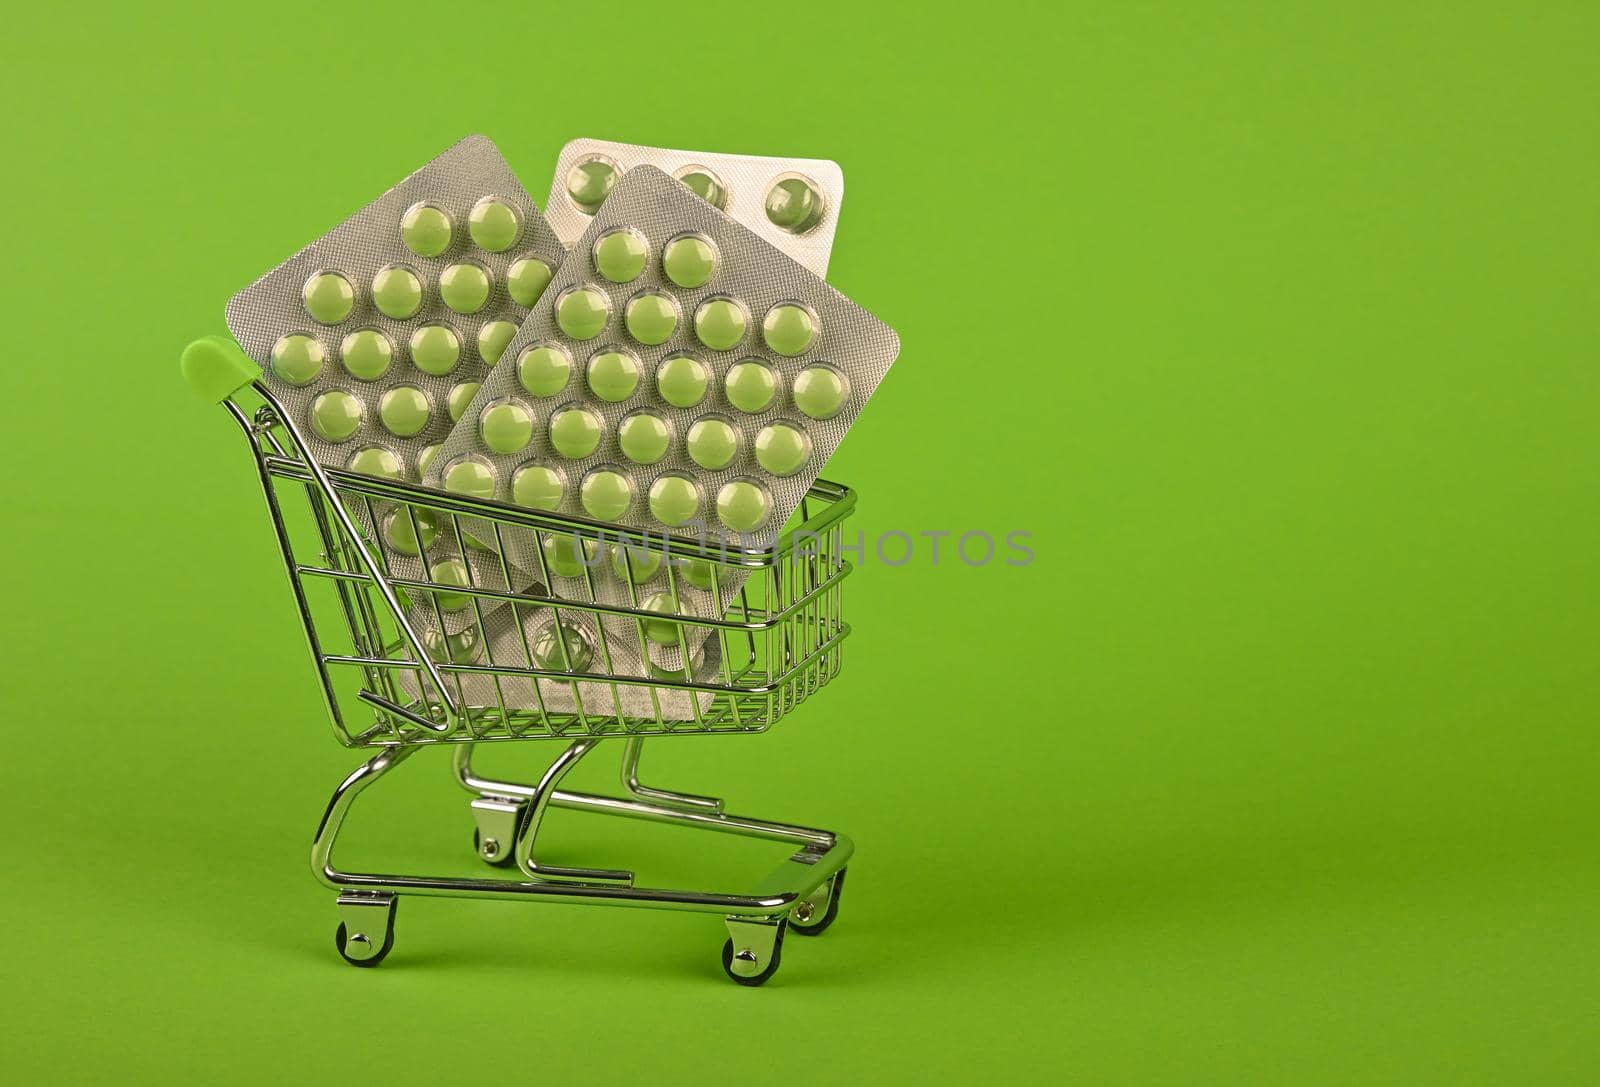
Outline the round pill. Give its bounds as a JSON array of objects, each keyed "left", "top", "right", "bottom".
[
  {"left": 640, "top": 592, "right": 684, "bottom": 647},
  {"left": 428, "top": 559, "right": 473, "bottom": 612},
  {"left": 656, "top": 354, "right": 709, "bottom": 408},
  {"left": 594, "top": 228, "right": 648, "bottom": 283},
  {"left": 675, "top": 167, "right": 727, "bottom": 209},
  {"left": 440, "top": 263, "right": 491, "bottom": 314},
  {"left": 724, "top": 360, "right": 777, "bottom": 413},
  {"left": 423, "top": 625, "right": 484, "bottom": 665},
  {"left": 417, "top": 444, "right": 440, "bottom": 476},
  {"left": 347, "top": 446, "right": 402, "bottom": 479},
  {"left": 383, "top": 506, "right": 439, "bottom": 555},
  {"left": 302, "top": 272, "right": 354, "bottom": 325},
  {"left": 479, "top": 400, "right": 534, "bottom": 455},
  {"left": 566, "top": 158, "right": 616, "bottom": 213},
  {"left": 587, "top": 350, "right": 641, "bottom": 402},
  {"left": 649, "top": 475, "right": 701, "bottom": 527},
  {"left": 516, "top": 343, "right": 571, "bottom": 397},
  {"left": 310, "top": 390, "right": 362, "bottom": 443},
  {"left": 401, "top": 203, "right": 452, "bottom": 257},
  {"left": 532, "top": 620, "right": 595, "bottom": 671},
  {"left": 610, "top": 544, "right": 663, "bottom": 584},
  {"left": 477, "top": 320, "right": 517, "bottom": 365},
  {"left": 682, "top": 558, "right": 721, "bottom": 592},
  {"left": 717, "top": 481, "right": 771, "bottom": 533},
  {"left": 649, "top": 646, "right": 704, "bottom": 681},
  {"left": 447, "top": 382, "right": 481, "bottom": 422},
  {"left": 270, "top": 334, "right": 324, "bottom": 386},
  {"left": 663, "top": 235, "right": 716, "bottom": 289},
  {"left": 624, "top": 292, "right": 678, "bottom": 345},
  {"left": 340, "top": 329, "right": 393, "bottom": 381},
  {"left": 371, "top": 265, "right": 422, "bottom": 320},
  {"left": 468, "top": 197, "right": 521, "bottom": 252},
  {"left": 549, "top": 407, "right": 602, "bottom": 459},
  {"left": 792, "top": 365, "right": 848, "bottom": 419},
  {"left": 686, "top": 417, "right": 738, "bottom": 470},
  {"left": 543, "top": 534, "right": 601, "bottom": 578},
  {"left": 694, "top": 297, "right": 747, "bottom": 351},
  {"left": 762, "top": 304, "right": 817, "bottom": 357},
  {"left": 507, "top": 257, "right": 554, "bottom": 307},
  {"left": 765, "top": 176, "right": 825, "bottom": 234},
  {"left": 443, "top": 458, "right": 495, "bottom": 499},
  {"left": 409, "top": 324, "right": 460, "bottom": 376},
  {"left": 512, "top": 464, "right": 564, "bottom": 510},
  {"left": 618, "top": 413, "right": 670, "bottom": 464},
  {"left": 556, "top": 286, "right": 610, "bottom": 340},
  {"left": 379, "top": 386, "right": 430, "bottom": 437},
  {"left": 580, "top": 469, "right": 633, "bottom": 520},
  {"left": 755, "top": 423, "right": 812, "bottom": 476}
]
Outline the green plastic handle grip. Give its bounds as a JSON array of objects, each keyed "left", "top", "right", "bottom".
[{"left": 181, "top": 336, "right": 262, "bottom": 403}]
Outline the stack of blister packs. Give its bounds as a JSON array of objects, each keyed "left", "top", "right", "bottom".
[{"left": 225, "top": 135, "right": 899, "bottom": 720}]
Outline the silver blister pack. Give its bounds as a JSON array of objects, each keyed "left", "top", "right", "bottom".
[{"left": 547, "top": 138, "right": 845, "bottom": 278}]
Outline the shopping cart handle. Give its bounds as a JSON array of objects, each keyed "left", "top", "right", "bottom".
[{"left": 182, "top": 336, "right": 262, "bottom": 403}]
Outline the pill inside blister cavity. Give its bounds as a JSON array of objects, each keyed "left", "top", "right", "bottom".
[
  {"left": 662, "top": 234, "right": 717, "bottom": 289},
  {"left": 427, "top": 558, "right": 473, "bottom": 611},
  {"left": 542, "top": 534, "right": 602, "bottom": 578},
  {"left": 656, "top": 353, "right": 709, "bottom": 408},
  {"left": 479, "top": 398, "right": 536, "bottom": 455},
  {"left": 618, "top": 411, "right": 671, "bottom": 464},
  {"left": 611, "top": 541, "right": 664, "bottom": 584},
  {"left": 347, "top": 446, "right": 402, "bottom": 479},
  {"left": 624, "top": 291, "right": 678, "bottom": 345},
  {"left": 550, "top": 406, "right": 603, "bottom": 459},
  {"left": 340, "top": 329, "right": 393, "bottom": 381},
  {"left": 672, "top": 164, "right": 728, "bottom": 210},
  {"left": 513, "top": 463, "right": 565, "bottom": 510},
  {"left": 383, "top": 506, "right": 439, "bottom": 555},
  {"left": 762, "top": 303, "right": 818, "bottom": 357},
  {"left": 640, "top": 591, "right": 688, "bottom": 646},
  {"left": 517, "top": 342, "right": 572, "bottom": 397},
  {"left": 417, "top": 444, "right": 441, "bottom": 476},
  {"left": 372, "top": 265, "right": 423, "bottom": 320},
  {"left": 587, "top": 348, "right": 641, "bottom": 402},
  {"left": 594, "top": 227, "right": 649, "bottom": 283},
  {"left": 447, "top": 382, "right": 480, "bottom": 422},
  {"left": 468, "top": 196, "right": 522, "bottom": 252},
  {"left": 648, "top": 474, "right": 702, "bottom": 527},
  {"left": 379, "top": 386, "right": 431, "bottom": 437},
  {"left": 686, "top": 416, "right": 739, "bottom": 470},
  {"left": 443, "top": 456, "right": 496, "bottom": 499},
  {"left": 401, "top": 202, "right": 453, "bottom": 257},
  {"left": 683, "top": 558, "right": 723, "bottom": 592},
  {"left": 507, "top": 257, "right": 554, "bottom": 307},
  {"left": 694, "top": 297, "right": 748, "bottom": 351},
  {"left": 424, "top": 625, "right": 484, "bottom": 665},
  {"left": 477, "top": 320, "right": 517, "bottom": 365},
  {"left": 410, "top": 324, "right": 461, "bottom": 376},
  {"left": 566, "top": 156, "right": 618, "bottom": 214},
  {"left": 440, "top": 263, "right": 492, "bottom": 315},
  {"left": 581, "top": 468, "right": 634, "bottom": 520},
  {"left": 270, "top": 334, "right": 325, "bottom": 386},
  {"left": 755, "top": 422, "right": 812, "bottom": 476},
  {"left": 765, "top": 174, "right": 826, "bottom": 235},
  {"left": 725, "top": 359, "right": 778, "bottom": 414},
  {"left": 531, "top": 619, "right": 596, "bottom": 672},
  {"left": 792, "top": 364, "right": 849, "bottom": 419},
  {"left": 716, "top": 479, "right": 772, "bottom": 533},
  {"left": 310, "top": 389, "right": 363, "bottom": 443},
  {"left": 303, "top": 271, "right": 355, "bottom": 325},
  {"left": 556, "top": 285, "right": 611, "bottom": 340}
]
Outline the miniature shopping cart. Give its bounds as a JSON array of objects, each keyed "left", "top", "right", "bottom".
[{"left": 182, "top": 337, "right": 854, "bottom": 985}]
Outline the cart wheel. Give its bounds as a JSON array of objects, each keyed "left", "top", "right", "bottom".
[
  {"left": 789, "top": 867, "right": 847, "bottom": 937},
  {"left": 473, "top": 827, "right": 517, "bottom": 868},
  {"left": 334, "top": 899, "right": 397, "bottom": 967},
  {"left": 721, "top": 921, "right": 785, "bottom": 987}
]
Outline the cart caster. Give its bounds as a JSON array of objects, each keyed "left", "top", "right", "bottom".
[
  {"left": 334, "top": 893, "right": 396, "bottom": 968},
  {"left": 789, "top": 867, "right": 846, "bottom": 937},
  {"left": 470, "top": 796, "right": 524, "bottom": 867},
  {"left": 721, "top": 918, "right": 786, "bottom": 986}
]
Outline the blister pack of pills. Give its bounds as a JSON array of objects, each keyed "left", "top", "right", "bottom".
[{"left": 547, "top": 139, "right": 845, "bottom": 278}]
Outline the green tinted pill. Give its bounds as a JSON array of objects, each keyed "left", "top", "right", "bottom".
[
  {"left": 581, "top": 470, "right": 633, "bottom": 520},
  {"left": 383, "top": 507, "right": 439, "bottom": 555},
  {"left": 717, "top": 481, "right": 770, "bottom": 533},
  {"left": 649, "top": 475, "right": 701, "bottom": 527},
  {"left": 725, "top": 361, "right": 777, "bottom": 413},
  {"left": 371, "top": 265, "right": 422, "bottom": 320},
  {"left": 640, "top": 592, "right": 684, "bottom": 646},
  {"left": 428, "top": 559, "right": 473, "bottom": 611},
  {"left": 618, "top": 413, "right": 670, "bottom": 464},
  {"left": 468, "top": 197, "right": 521, "bottom": 252},
  {"left": 594, "top": 228, "right": 649, "bottom": 283},
  {"left": 676, "top": 168, "right": 726, "bottom": 208},
  {"left": 550, "top": 408, "right": 602, "bottom": 459},
  {"left": 507, "top": 257, "right": 554, "bottom": 307},
  {"left": 379, "top": 386, "right": 430, "bottom": 437},
  {"left": 310, "top": 390, "right": 362, "bottom": 443},
  {"left": 347, "top": 446, "right": 402, "bottom": 479},
  {"left": 479, "top": 400, "right": 535, "bottom": 455},
  {"left": 587, "top": 350, "right": 641, "bottom": 402},
  {"left": 556, "top": 287, "right": 610, "bottom": 340},
  {"left": 303, "top": 272, "right": 355, "bottom": 325},
  {"left": 623, "top": 292, "right": 678, "bottom": 346},
  {"left": 340, "top": 329, "right": 392, "bottom": 381},
  {"left": 423, "top": 625, "right": 483, "bottom": 665},
  {"left": 656, "top": 355, "right": 709, "bottom": 408},
  {"left": 477, "top": 320, "right": 517, "bottom": 365},
  {"left": 543, "top": 534, "right": 601, "bottom": 578},
  {"left": 765, "top": 177, "right": 824, "bottom": 233},
  {"left": 662, "top": 235, "right": 716, "bottom": 289},
  {"left": 409, "top": 324, "right": 460, "bottom": 376},
  {"left": 755, "top": 423, "right": 812, "bottom": 476},
  {"left": 417, "top": 444, "right": 440, "bottom": 476},
  {"left": 440, "top": 263, "right": 491, "bottom": 314},
  {"left": 443, "top": 459, "right": 495, "bottom": 499},
  {"left": 512, "top": 464, "right": 564, "bottom": 511},
  {"left": 516, "top": 344, "right": 571, "bottom": 397},
  {"left": 447, "top": 382, "right": 480, "bottom": 422},
  {"left": 686, "top": 418, "right": 738, "bottom": 470},
  {"left": 694, "top": 298, "right": 747, "bottom": 351},
  {"left": 566, "top": 158, "right": 616, "bottom": 212},
  {"left": 682, "top": 558, "right": 720, "bottom": 591},
  {"left": 401, "top": 203, "right": 452, "bottom": 257},
  {"left": 531, "top": 621, "right": 594, "bottom": 671},
  {"left": 762, "top": 304, "right": 817, "bottom": 357},
  {"left": 610, "top": 544, "right": 663, "bottom": 583},
  {"left": 270, "top": 334, "right": 324, "bottom": 386},
  {"left": 792, "top": 366, "right": 848, "bottom": 419}
]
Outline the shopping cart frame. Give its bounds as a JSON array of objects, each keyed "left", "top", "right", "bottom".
[{"left": 184, "top": 336, "right": 855, "bottom": 984}]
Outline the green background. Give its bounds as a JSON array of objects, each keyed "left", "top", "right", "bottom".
[{"left": 2, "top": 2, "right": 1595, "bottom": 1082}]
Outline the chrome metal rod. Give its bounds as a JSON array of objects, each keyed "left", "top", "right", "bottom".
[
  {"left": 512, "top": 738, "right": 634, "bottom": 885},
  {"left": 620, "top": 737, "right": 723, "bottom": 813}
]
